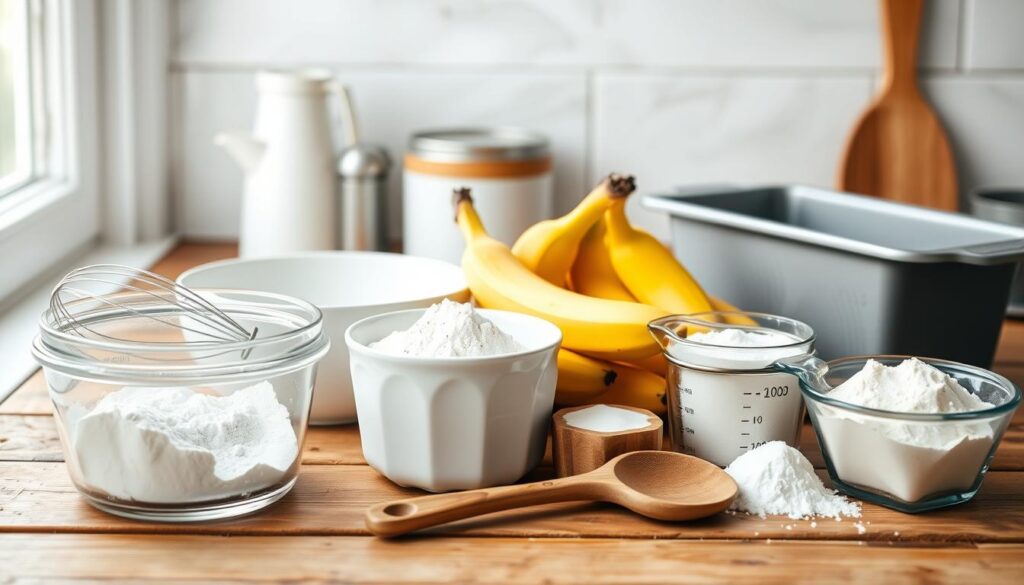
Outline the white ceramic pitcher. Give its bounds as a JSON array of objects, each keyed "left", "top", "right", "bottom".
[{"left": 216, "top": 69, "right": 354, "bottom": 258}]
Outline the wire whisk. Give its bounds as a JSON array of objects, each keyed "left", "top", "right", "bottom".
[{"left": 49, "top": 264, "right": 258, "bottom": 351}]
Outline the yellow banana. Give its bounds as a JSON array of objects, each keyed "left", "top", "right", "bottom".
[
  {"left": 555, "top": 349, "right": 621, "bottom": 404},
  {"left": 586, "top": 363, "right": 667, "bottom": 416},
  {"left": 605, "top": 199, "right": 714, "bottom": 315},
  {"left": 512, "top": 174, "right": 635, "bottom": 286},
  {"left": 621, "top": 352, "right": 668, "bottom": 377},
  {"left": 569, "top": 216, "right": 637, "bottom": 302},
  {"left": 455, "top": 188, "right": 665, "bottom": 360},
  {"left": 708, "top": 296, "right": 759, "bottom": 326},
  {"left": 571, "top": 214, "right": 751, "bottom": 327}
]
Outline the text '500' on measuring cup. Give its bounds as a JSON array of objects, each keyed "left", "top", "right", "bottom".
[{"left": 649, "top": 312, "right": 815, "bottom": 467}]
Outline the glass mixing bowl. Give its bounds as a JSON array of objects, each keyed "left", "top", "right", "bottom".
[
  {"left": 31, "top": 288, "right": 330, "bottom": 522},
  {"left": 793, "top": 356, "right": 1020, "bottom": 513}
]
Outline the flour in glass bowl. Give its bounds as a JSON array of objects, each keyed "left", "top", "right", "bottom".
[
  {"left": 70, "top": 382, "right": 298, "bottom": 504},
  {"left": 371, "top": 299, "right": 523, "bottom": 357},
  {"left": 815, "top": 358, "right": 997, "bottom": 502}
]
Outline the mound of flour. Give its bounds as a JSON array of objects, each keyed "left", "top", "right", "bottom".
[
  {"left": 72, "top": 382, "right": 298, "bottom": 504},
  {"left": 371, "top": 299, "right": 523, "bottom": 357},
  {"left": 830, "top": 358, "right": 992, "bottom": 415},
  {"left": 725, "top": 441, "right": 861, "bottom": 519}
]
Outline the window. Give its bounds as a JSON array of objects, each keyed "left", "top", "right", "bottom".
[
  {"left": 0, "top": 0, "right": 33, "bottom": 196},
  {"left": 0, "top": 0, "right": 100, "bottom": 302}
]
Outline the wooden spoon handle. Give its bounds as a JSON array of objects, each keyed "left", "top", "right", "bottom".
[
  {"left": 880, "top": 0, "right": 923, "bottom": 94},
  {"left": 365, "top": 475, "right": 604, "bottom": 537}
]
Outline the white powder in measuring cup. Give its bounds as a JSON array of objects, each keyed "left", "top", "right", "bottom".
[
  {"left": 371, "top": 299, "right": 523, "bottom": 357},
  {"left": 687, "top": 328, "right": 795, "bottom": 347},
  {"left": 816, "top": 358, "right": 996, "bottom": 503},
  {"left": 725, "top": 441, "right": 861, "bottom": 519},
  {"left": 562, "top": 404, "right": 652, "bottom": 433},
  {"left": 71, "top": 382, "right": 298, "bottom": 504},
  {"left": 670, "top": 327, "right": 805, "bottom": 370}
]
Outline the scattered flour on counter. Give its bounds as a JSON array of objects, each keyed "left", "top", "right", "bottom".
[
  {"left": 724, "top": 441, "right": 861, "bottom": 520},
  {"left": 371, "top": 299, "right": 523, "bottom": 357},
  {"left": 72, "top": 382, "right": 298, "bottom": 504},
  {"left": 562, "top": 404, "right": 652, "bottom": 433},
  {"left": 687, "top": 328, "right": 796, "bottom": 347},
  {"left": 816, "top": 358, "right": 997, "bottom": 502}
]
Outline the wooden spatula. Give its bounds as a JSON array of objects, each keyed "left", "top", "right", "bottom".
[{"left": 837, "top": 0, "right": 958, "bottom": 210}]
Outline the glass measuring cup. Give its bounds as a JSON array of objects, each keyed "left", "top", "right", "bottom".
[{"left": 649, "top": 312, "right": 815, "bottom": 467}]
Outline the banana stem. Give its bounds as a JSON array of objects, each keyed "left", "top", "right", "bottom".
[
  {"left": 604, "top": 198, "right": 631, "bottom": 241},
  {"left": 454, "top": 188, "right": 487, "bottom": 242},
  {"left": 562, "top": 175, "right": 636, "bottom": 236}
]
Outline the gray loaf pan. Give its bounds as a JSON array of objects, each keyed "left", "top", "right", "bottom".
[
  {"left": 644, "top": 185, "right": 1024, "bottom": 367},
  {"left": 971, "top": 187, "right": 1024, "bottom": 317}
]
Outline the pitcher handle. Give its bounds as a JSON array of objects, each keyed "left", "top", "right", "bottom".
[{"left": 328, "top": 82, "right": 359, "bottom": 146}]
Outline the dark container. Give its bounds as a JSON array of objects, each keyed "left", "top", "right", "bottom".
[{"left": 645, "top": 185, "right": 1024, "bottom": 366}]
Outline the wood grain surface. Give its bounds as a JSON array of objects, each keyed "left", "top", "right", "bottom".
[
  {"left": 2, "top": 462, "right": 1023, "bottom": 543},
  {"left": 2, "top": 534, "right": 1021, "bottom": 585},
  {"left": 4, "top": 534, "right": 1024, "bottom": 585},
  {"left": 3, "top": 242, "right": 1024, "bottom": 583}
]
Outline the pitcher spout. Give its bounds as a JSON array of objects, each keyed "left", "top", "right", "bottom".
[
  {"left": 772, "top": 353, "right": 829, "bottom": 391},
  {"left": 214, "top": 132, "right": 266, "bottom": 173}
]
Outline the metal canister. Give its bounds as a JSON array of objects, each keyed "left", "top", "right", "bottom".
[
  {"left": 337, "top": 144, "right": 391, "bottom": 251},
  {"left": 403, "top": 128, "right": 553, "bottom": 264}
]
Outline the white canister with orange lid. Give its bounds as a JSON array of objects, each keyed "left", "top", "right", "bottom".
[{"left": 403, "top": 128, "right": 553, "bottom": 264}]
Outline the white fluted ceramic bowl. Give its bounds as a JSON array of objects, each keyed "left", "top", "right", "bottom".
[{"left": 345, "top": 308, "right": 561, "bottom": 492}]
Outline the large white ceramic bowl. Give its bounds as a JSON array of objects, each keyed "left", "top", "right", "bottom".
[
  {"left": 346, "top": 308, "right": 562, "bottom": 492},
  {"left": 178, "top": 252, "right": 469, "bottom": 424}
]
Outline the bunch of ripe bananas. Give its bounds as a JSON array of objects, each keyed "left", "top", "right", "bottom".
[{"left": 454, "top": 174, "right": 747, "bottom": 415}]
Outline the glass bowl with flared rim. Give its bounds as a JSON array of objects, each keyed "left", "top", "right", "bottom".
[
  {"left": 31, "top": 288, "right": 330, "bottom": 522},
  {"left": 796, "top": 355, "right": 1020, "bottom": 513}
]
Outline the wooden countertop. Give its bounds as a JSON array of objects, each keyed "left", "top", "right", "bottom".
[{"left": 2, "top": 242, "right": 1023, "bottom": 584}]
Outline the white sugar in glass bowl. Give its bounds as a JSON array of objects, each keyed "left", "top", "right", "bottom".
[
  {"left": 345, "top": 308, "right": 562, "bottom": 492},
  {"left": 179, "top": 252, "right": 469, "bottom": 424}
]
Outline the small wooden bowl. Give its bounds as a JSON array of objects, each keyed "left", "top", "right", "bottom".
[{"left": 552, "top": 405, "right": 663, "bottom": 477}]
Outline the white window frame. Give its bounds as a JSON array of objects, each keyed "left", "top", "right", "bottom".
[
  {"left": 0, "top": 0, "right": 176, "bottom": 399},
  {"left": 0, "top": 0, "right": 101, "bottom": 301},
  {"left": 0, "top": 0, "right": 35, "bottom": 197}
]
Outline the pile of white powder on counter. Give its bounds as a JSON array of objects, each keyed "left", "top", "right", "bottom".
[
  {"left": 724, "top": 441, "right": 861, "bottom": 519},
  {"left": 71, "top": 382, "right": 298, "bottom": 504},
  {"left": 371, "top": 299, "right": 524, "bottom": 358},
  {"left": 816, "top": 358, "right": 997, "bottom": 503}
]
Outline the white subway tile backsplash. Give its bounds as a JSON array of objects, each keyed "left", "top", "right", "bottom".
[
  {"left": 174, "top": 0, "right": 958, "bottom": 70},
  {"left": 600, "top": 0, "right": 958, "bottom": 70},
  {"left": 592, "top": 74, "right": 873, "bottom": 238},
  {"left": 963, "top": 0, "right": 1024, "bottom": 70},
  {"left": 169, "top": 0, "right": 1024, "bottom": 242},
  {"left": 923, "top": 77, "right": 1024, "bottom": 200},
  {"left": 173, "top": 69, "right": 586, "bottom": 240}
]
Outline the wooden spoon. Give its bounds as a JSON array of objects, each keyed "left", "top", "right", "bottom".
[
  {"left": 365, "top": 450, "right": 737, "bottom": 537},
  {"left": 837, "top": 0, "right": 958, "bottom": 210}
]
